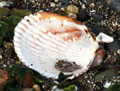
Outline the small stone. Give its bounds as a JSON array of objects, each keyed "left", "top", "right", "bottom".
[
  {"left": 37, "top": 0, "right": 45, "bottom": 3},
  {"left": 16, "top": 72, "right": 34, "bottom": 87},
  {"left": 107, "top": 39, "right": 120, "bottom": 52},
  {"left": 0, "top": 70, "right": 9, "bottom": 90},
  {"left": 4, "top": 42, "right": 13, "bottom": 49},
  {"left": 77, "top": 9, "right": 89, "bottom": 21},
  {"left": 89, "top": 24, "right": 108, "bottom": 36},
  {"left": 0, "top": 55, "right": 2, "bottom": 59},
  {"left": 3, "top": 64, "right": 7, "bottom": 67},
  {"left": 0, "top": 48, "right": 3, "bottom": 55},
  {"left": 117, "top": 49, "right": 120, "bottom": 54},
  {"left": 28, "top": 0, "right": 34, "bottom": 3},
  {"left": 67, "top": 5, "right": 79, "bottom": 14},
  {"left": 54, "top": 0, "right": 58, "bottom": 2},
  {"left": 50, "top": 2, "right": 55, "bottom": 7},
  {"left": 23, "top": 72, "right": 34, "bottom": 87},
  {"left": 33, "top": 84, "right": 41, "bottom": 91},
  {"left": 60, "top": 7, "right": 65, "bottom": 11},
  {"left": 60, "top": 0, "right": 69, "bottom": 4},
  {"left": 104, "top": 82, "right": 111, "bottom": 88},
  {"left": 22, "top": 88, "right": 34, "bottom": 91},
  {"left": 89, "top": 3, "right": 95, "bottom": 9},
  {"left": 0, "top": 1, "right": 11, "bottom": 8},
  {"left": 68, "top": 13, "right": 77, "bottom": 19},
  {"left": 90, "top": 13, "right": 103, "bottom": 22},
  {"left": 82, "top": 4, "right": 86, "bottom": 9},
  {"left": 107, "top": 0, "right": 120, "bottom": 12}
]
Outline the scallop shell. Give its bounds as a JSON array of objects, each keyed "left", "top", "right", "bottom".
[{"left": 14, "top": 12, "right": 99, "bottom": 79}]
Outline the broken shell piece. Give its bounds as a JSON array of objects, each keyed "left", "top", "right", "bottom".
[
  {"left": 96, "top": 32, "right": 114, "bottom": 43},
  {"left": 14, "top": 12, "right": 105, "bottom": 79}
]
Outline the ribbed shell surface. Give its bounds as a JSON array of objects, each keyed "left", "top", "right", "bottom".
[{"left": 14, "top": 12, "right": 99, "bottom": 79}]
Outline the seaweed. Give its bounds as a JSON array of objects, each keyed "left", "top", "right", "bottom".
[{"left": 0, "top": 8, "right": 31, "bottom": 46}]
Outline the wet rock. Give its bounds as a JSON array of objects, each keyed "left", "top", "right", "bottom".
[
  {"left": 60, "top": 0, "right": 70, "bottom": 4},
  {"left": 106, "top": 39, "right": 120, "bottom": 51},
  {"left": 95, "top": 68, "right": 119, "bottom": 82},
  {"left": 89, "top": 24, "right": 108, "bottom": 36},
  {"left": 77, "top": 9, "right": 89, "bottom": 21},
  {"left": 90, "top": 13, "right": 103, "bottom": 22},
  {"left": 33, "top": 84, "right": 41, "bottom": 91},
  {"left": 67, "top": 5, "right": 79, "bottom": 14},
  {"left": 0, "top": 70, "right": 9, "bottom": 90},
  {"left": 22, "top": 88, "right": 34, "bottom": 91},
  {"left": 107, "top": 0, "right": 120, "bottom": 12}
]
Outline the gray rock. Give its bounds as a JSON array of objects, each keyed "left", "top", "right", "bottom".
[
  {"left": 107, "top": 39, "right": 120, "bottom": 51},
  {"left": 60, "top": 0, "right": 70, "bottom": 4},
  {"left": 77, "top": 9, "right": 89, "bottom": 21},
  {"left": 107, "top": 0, "right": 120, "bottom": 12}
]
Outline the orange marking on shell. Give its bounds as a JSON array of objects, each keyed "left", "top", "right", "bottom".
[
  {"left": 26, "top": 19, "right": 32, "bottom": 25},
  {"left": 38, "top": 12, "right": 82, "bottom": 25}
]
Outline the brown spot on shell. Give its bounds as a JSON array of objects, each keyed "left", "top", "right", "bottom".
[
  {"left": 55, "top": 60, "right": 81, "bottom": 72},
  {"left": 26, "top": 19, "right": 32, "bottom": 25},
  {"left": 43, "top": 27, "right": 82, "bottom": 42}
]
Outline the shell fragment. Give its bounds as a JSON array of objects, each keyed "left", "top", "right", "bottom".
[{"left": 96, "top": 32, "right": 114, "bottom": 43}]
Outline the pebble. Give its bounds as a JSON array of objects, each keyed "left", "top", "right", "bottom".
[
  {"left": 82, "top": 4, "right": 86, "bottom": 9},
  {"left": 107, "top": 39, "right": 120, "bottom": 52},
  {"left": 54, "top": 0, "right": 59, "bottom": 3},
  {"left": 89, "top": 24, "right": 108, "bottom": 36},
  {"left": 67, "top": 5, "right": 79, "bottom": 14},
  {"left": 50, "top": 2, "right": 55, "bottom": 7},
  {"left": 0, "top": 1, "right": 11, "bottom": 8},
  {"left": 60, "top": 0, "right": 69, "bottom": 4},
  {"left": 68, "top": 12, "right": 77, "bottom": 19},
  {"left": 33, "top": 84, "right": 41, "bottom": 91},
  {"left": 23, "top": 72, "right": 34, "bottom": 87},
  {"left": 77, "top": 9, "right": 89, "bottom": 21},
  {"left": 16, "top": 72, "right": 34, "bottom": 87},
  {"left": 117, "top": 49, "right": 120, "bottom": 54},
  {"left": 107, "top": 0, "right": 120, "bottom": 12},
  {"left": 28, "top": 0, "right": 34, "bottom": 3},
  {"left": 90, "top": 13, "right": 103, "bottom": 22},
  {"left": 104, "top": 82, "right": 111, "bottom": 88},
  {"left": 0, "top": 55, "right": 2, "bottom": 59},
  {"left": 89, "top": 3, "right": 95, "bottom": 9},
  {"left": 0, "top": 70, "right": 9, "bottom": 90}
]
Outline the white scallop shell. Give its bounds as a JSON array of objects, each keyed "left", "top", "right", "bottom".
[{"left": 14, "top": 12, "right": 99, "bottom": 79}]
